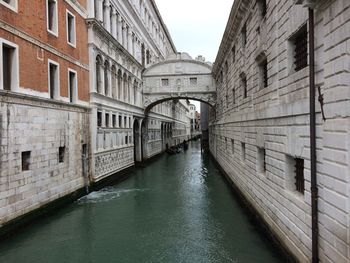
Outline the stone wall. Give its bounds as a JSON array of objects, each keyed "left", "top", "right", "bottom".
[
  {"left": 0, "top": 92, "right": 90, "bottom": 226},
  {"left": 210, "top": 0, "right": 350, "bottom": 262}
]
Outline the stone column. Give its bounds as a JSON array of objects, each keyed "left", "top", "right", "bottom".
[
  {"left": 111, "top": 9, "right": 117, "bottom": 39},
  {"left": 103, "top": 0, "right": 111, "bottom": 32},
  {"left": 95, "top": 0, "right": 103, "bottom": 22}
]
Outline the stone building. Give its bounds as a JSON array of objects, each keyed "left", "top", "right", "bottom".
[
  {"left": 0, "top": 0, "right": 90, "bottom": 225},
  {"left": 211, "top": 0, "right": 350, "bottom": 261},
  {"left": 86, "top": 0, "right": 192, "bottom": 182}
]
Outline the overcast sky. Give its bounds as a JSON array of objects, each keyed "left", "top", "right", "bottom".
[
  {"left": 155, "top": 0, "right": 233, "bottom": 111},
  {"left": 156, "top": 0, "right": 233, "bottom": 63}
]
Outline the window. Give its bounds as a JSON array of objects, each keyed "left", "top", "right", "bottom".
[
  {"left": 295, "top": 158, "right": 304, "bottom": 194},
  {"left": 232, "top": 45, "right": 235, "bottom": 63},
  {"left": 0, "top": 0, "right": 17, "bottom": 12},
  {"left": 59, "top": 147, "right": 65, "bottom": 163},
  {"left": 259, "top": 58, "right": 268, "bottom": 89},
  {"left": 241, "top": 142, "right": 246, "bottom": 161},
  {"left": 118, "top": 115, "right": 122, "bottom": 127},
  {"left": 257, "top": 148, "right": 266, "bottom": 173},
  {"left": 257, "top": 0, "right": 267, "bottom": 17},
  {"left": 68, "top": 69, "right": 77, "bottom": 103},
  {"left": 47, "top": 0, "right": 58, "bottom": 36},
  {"left": 161, "top": 78, "right": 169, "bottom": 86},
  {"left": 105, "top": 113, "right": 110, "bottom": 127},
  {"left": 241, "top": 23, "right": 247, "bottom": 47},
  {"left": 124, "top": 116, "right": 127, "bottom": 128},
  {"left": 231, "top": 139, "right": 234, "bottom": 154},
  {"left": 1, "top": 41, "right": 18, "bottom": 91},
  {"left": 48, "top": 60, "right": 59, "bottom": 99},
  {"left": 97, "top": 112, "right": 102, "bottom": 127},
  {"left": 125, "top": 135, "right": 128, "bottom": 145},
  {"left": 285, "top": 155, "right": 305, "bottom": 194},
  {"left": 66, "top": 10, "right": 76, "bottom": 47},
  {"left": 241, "top": 74, "right": 247, "bottom": 98},
  {"left": 232, "top": 88, "right": 235, "bottom": 105},
  {"left": 21, "top": 151, "right": 31, "bottom": 171},
  {"left": 112, "top": 114, "right": 116, "bottom": 127},
  {"left": 190, "top": 78, "right": 197, "bottom": 85},
  {"left": 292, "top": 25, "right": 308, "bottom": 72}
]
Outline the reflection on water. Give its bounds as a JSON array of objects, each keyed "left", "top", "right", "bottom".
[{"left": 0, "top": 141, "right": 285, "bottom": 263}]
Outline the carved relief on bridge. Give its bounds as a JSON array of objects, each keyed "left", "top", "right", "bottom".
[{"left": 142, "top": 53, "right": 217, "bottom": 110}]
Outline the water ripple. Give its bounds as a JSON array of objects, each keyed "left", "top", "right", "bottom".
[{"left": 76, "top": 187, "right": 148, "bottom": 204}]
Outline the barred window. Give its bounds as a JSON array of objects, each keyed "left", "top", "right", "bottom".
[
  {"left": 293, "top": 25, "right": 308, "bottom": 71},
  {"left": 59, "top": 147, "right": 65, "bottom": 163},
  {"left": 21, "top": 151, "right": 31, "bottom": 171},
  {"left": 295, "top": 158, "right": 304, "bottom": 194},
  {"left": 259, "top": 58, "right": 268, "bottom": 89},
  {"left": 97, "top": 112, "right": 102, "bottom": 127},
  {"left": 161, "top": 78, "right": 169, "bottom": 86},
  {"left": 190, "top": 78, "right": 197, "bottom": 85}
]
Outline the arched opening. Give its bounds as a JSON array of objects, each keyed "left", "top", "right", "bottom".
[
  {"left": 117, "top": 69, "right": 122, "bottom": 100},
  {"left": 95, "top": 55, "right": 103, "bottom": 94},
  {"left": 133, "top": 119, "right": 141, "bottom": 163},
  {"left": 141, "top": 119, "right": 148, "bottom": 161},
  {"left": 104, "top": 60, "right": 109, "bottom": 96},
  {"left": 111, "top": 65, "right": 117, "bottom": 98},
  {"left": 123, "top": 73, "right": 128, "bottom": 102}
]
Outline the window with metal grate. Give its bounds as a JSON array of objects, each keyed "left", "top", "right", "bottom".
[
  {"left": 293, "top": 25, "right": 308, "bottom": 71},
  {"left": 295, "top": 158, "right": 304, "bottom": 194}
]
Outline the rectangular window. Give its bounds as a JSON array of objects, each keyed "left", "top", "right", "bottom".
[
  {"left": 48, "top": 60, "right": 59, "bottom": 99},
  {"left": 97, "top": 112, "right": 102, "bottom": 127},
  {"left": 232, "top": 88, "right": 235, "bottom": 105},
  {"left": 0, "top": 0, "right": 17, "bottom": 12},
  {"left": 285, "top": 155, "right": 304, "bottom": 194},
  {"left": 232, "top": 45, "right": 235, "bottom": 63},
  {"left": 241, "top": 23, "right": 247, "bottom": 47},
  {"left": 1, "top": 41, "right": 18, "bottom": 91},
  {"left": 125, "top": 135, "right": 128, "bottom": 145},
  {"left": 59, "top": 146, "right": 65, "bottom": 163},
  {"left": 161, "top": 78, "right": 169, "bottom": 86},
  {"left": 105, "top": 113, "right": 110, "bottom": 127},
  {"left": 241, "top": 74, "right": 247, "bottom": 98},
  {"left": 258, "top": 0, "right": 267, "bottom": 17},
  {"left": 241, "top": 142, "right": 246, "bottom": 161},
  {"left": 68, "top": 69, "right": 77, "bottom": 103},
  {"left": 293, "top": 25, "right": 308, "bottom": 72},
  {"left": 295, "top": 158, "right": 304, "bottom": 194},
  {"left": 231, "top": 139, "right": 234, "bottom": 154},
  {"left": 66, "top": 10, "right": 76, "bottom": 47},
  {"left": 257, "top": 148, "right": 266, "bottom": 174},
  {"left": 124, "top": 116, "right": 127, "bottom": 128},
  {"left": 21, "top": 151, "right": 31, "bottom": 171},
  {"left": 190, "top": 78, "right": 197, "bottom": 85},
  {"left": 259, "top": 58, "right": 268, "bottom": 89},
  {"left": 47, "top": 0, "right": 58, "bottom": 36},
  {"left": 119, "top": 115, "right": 122, "bottom": 127},
  {"left": 112, "top": 114, "right": 116, "bottom": 127}
]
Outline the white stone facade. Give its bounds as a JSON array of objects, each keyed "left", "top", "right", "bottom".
[
  {"left": 0, "top": 91, "right": 90, "bottom": 225},
  {"left": 211, "top": 0, "right": 350, "bottom": 262},
  {"left": 87, "top": 0, "right": 193, "bottom": 182}
]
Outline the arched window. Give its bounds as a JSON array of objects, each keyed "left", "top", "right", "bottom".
[
  {"left": 128, "top": 76, "right": 132, "bottom": 103},
  {"left": 95, "top": 55, "right": 103, "bottom": 94},
  {"left": 111, "top": 65, "right": 117, "bottom": 98},
  {"left": 123, "top": 73, "right": 128, "bottom": 102},
  {"left": 104, "top": 60, "right": 109, "bottom": 96},
  {"left": 118, "top": 69, "right": 122, "bottom": 100},
  {"left": 133, "top": 80, "right": 138, "bottom": 105}
]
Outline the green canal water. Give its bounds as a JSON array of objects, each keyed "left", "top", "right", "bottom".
[{"left": 0, "top": 141, "right": 286, "bottom": 263}]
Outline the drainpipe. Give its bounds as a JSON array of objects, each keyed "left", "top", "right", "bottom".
[
  {"left": 295, "top": 1, "right": 318, "bottom": 261},
  {"left": 308, "top": 7, "right": 318, "bottom": 263}
]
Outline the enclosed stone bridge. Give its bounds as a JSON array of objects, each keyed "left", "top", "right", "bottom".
[{"left": 142, "top": 53, "right": 216, "bottom": 112}]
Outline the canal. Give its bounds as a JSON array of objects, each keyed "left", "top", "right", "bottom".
[{"left": 0, "top": 141, "right": 285, "bottom": 263}]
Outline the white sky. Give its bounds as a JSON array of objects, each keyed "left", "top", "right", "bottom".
[{"left": 155, "top": 0, "right": 233, "bottom": 112}]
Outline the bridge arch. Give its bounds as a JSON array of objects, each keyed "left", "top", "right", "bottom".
[{"left": 142, "top": 53, "right": 216, "bottom": 113}]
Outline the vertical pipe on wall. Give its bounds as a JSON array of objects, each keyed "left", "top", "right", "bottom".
[{"left": 308, "top": 7, "right": 319, "bottom": 263}]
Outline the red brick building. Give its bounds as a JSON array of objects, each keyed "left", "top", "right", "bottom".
[{"left": 0, "top": 0, "right": 90, "bottom": 225}]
